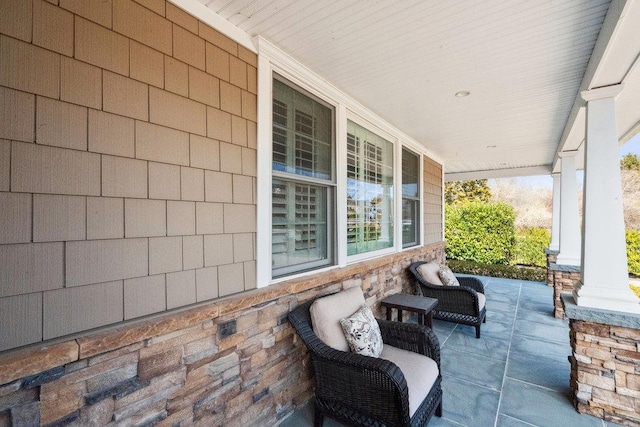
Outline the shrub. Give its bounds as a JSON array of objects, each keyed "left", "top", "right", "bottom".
[
  {"left": 447, "top": 259, "right": 546, "bottom": 282},
  {"left": 628, "top": 230, "right": 640, "bottom": 277},
  {"left": 511, "top": 228, "right": 550, "bottom": 268},
  {"left": 445, "top": 202, "right": 516, "bottom": 265}
]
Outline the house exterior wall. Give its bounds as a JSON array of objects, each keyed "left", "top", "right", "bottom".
[
  {"left": 0, "top": 243, "right": 445, "bottom": 426},
  {"left": 0, "top": 0, "right": 446, "bottom": 424},
  {"left": 423, "top": 156, "right": 443, "bottom": 244},
  {"left": 0, "top": 0, "right": 258, "bottom": 352}
]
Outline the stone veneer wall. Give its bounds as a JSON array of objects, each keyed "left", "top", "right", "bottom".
[
  {"left": 569, "top": 319, "right": 640, "bottom": 425},
  {"left": 562, "top": 294, "right": 640, "bottom": 426},
  {"left": 549, "top": 263, "right": 581, "bottom": 318},
  {"left": 0, "top": 243, "right": 445, "bottom": 426},
  {"left": 545, "top": 249, "right": 558, "bottom": 287},
  {"left": 0, "top": 0, "right": 258, "bottom": 352}
]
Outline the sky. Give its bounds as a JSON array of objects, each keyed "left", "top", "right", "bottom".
[
  {"left": 621, "top": 132, "right": 640, "bottom": 157},
  {"left": 493, "top": 132, "right": 640, "bottom": 189}
]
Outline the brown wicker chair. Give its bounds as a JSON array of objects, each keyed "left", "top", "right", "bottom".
[
  {"left": 409, "top": 261, "right": 487, "bottom": 338},
  {"left": 288, "top": 294, "right": 443, "bottom": 427}
]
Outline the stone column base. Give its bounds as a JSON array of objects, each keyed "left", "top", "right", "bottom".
[
  {"left": 562, "top": 294, "right": 640, "bottom": 426},
  {"left": 545, "top": 249, "right": 559, "bottom": 287},
  {"left": 549, "top": 263, "right": 581, "bottom": 318}
]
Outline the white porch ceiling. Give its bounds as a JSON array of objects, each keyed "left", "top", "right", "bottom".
[{"left": 189, "top": 0, "right": 640, "bottom": 179}]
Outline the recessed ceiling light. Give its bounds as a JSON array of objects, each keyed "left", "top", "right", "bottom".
[{"left": 455, "top": 91, "right": 471, "bottom": 97}]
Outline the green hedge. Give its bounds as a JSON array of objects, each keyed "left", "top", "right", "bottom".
[
  {"left": 448, "top": 259, "right": 546, "bottom": 282},
  {"left": 628, "top": 230, "right": 640, "bottom": 277},
  {"left": 445, "top": 202, "right": 516, "bottom": 265},
  {"left": 511, "top": 228, "right": 550, "bottom": 268}
]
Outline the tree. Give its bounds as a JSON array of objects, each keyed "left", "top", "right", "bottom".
[
  {"left": 445, "top": 180, "right": 492, "bottom": 205},
  {"left": 621, "top": 154, "right": 640, "bottom": 171}
]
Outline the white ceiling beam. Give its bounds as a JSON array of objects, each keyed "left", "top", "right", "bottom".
[
  {"left": 445, "top": 165, "right": 552, "bottom": 182},
  {"left": 553, "top": 0, "right": 634, "bottom": 170}
]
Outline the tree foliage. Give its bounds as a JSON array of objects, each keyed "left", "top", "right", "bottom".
[
  {"left": 628, "top": 230, "right": 640, "bottom": 277},
  {"left": 445, "top": 180, "right": 492, "bottom": 205},
  {"left": 445, "top": 202, "right": 515, "bottom": 264},
  {"left": 621, "top": 154, "right": 640, "bottom": 171},
  {"left": 511, "top": 228, "right": 550, "bottom": 267}
]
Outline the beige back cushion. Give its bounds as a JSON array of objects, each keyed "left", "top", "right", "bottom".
[
  {"left": 416, "top": 262, "right": 444, "bottom": 286},
  {"left": 310, "top": 287, "right": 366, "bottom": 351}
]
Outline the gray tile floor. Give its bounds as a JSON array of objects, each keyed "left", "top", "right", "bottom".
[{"left": 281, "top": 277, "right": 620, "bottom": 427}]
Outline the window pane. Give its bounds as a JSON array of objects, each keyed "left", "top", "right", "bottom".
[
  {"left": 272, "top": 179, "right": 330, "bottom": 275},
  {"left": 402, "top": 148, "right": 420, "bottom": 247},
  {"left": 346, "top": 121, "right": 394, "bottom": 256},
  {"left": 272, "top": 79, "right": 332, "bottom": 180},
  {"left": 402, "top": 148, "right": 419, "bottom": 197},
  {"left": 402, "top": 199, "right": 419, "bottom": 247}
]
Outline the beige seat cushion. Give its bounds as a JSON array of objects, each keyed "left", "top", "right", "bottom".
[
  {"left": 380, "top": 345, "right": 439, "bottom": 417},
  {"left": 478, "top": 292, "right": 486, "bottom": 311},
  {"left": 417, "top": 262, "right": 444, "bottom": 286},
  {"left": 310, "top": 287, "right": 366, "bottom": 352}
]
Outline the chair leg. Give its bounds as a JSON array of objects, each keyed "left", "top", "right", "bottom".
[
  {"left": 475, "top": 325, "right": 481, "bottom": 338},
  {"left": 436, "top": 401, "right": 443, "bottom": 417},
  {"left": 314, "top": 404, "right": 324, "bottom": 427}
]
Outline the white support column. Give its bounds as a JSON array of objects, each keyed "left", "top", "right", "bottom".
[
  {"left": 549, "top": 173, "right": 561, "bottom": 251},
  {"left": 573, "top": 84, "right": 639, "bottom": 313},
  {"left": 556, "top": 152, "right": 582, "bottom": 266}
]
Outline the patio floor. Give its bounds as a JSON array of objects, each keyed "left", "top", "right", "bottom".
[{"left": 281, "top": 276, "right": 618, "bottom": 427}]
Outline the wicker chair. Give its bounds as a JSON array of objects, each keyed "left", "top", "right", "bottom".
[
  {"left": 288, "top": 291, "right": 442, "bottom": 427},
  {"left": 409, "top": 261, "right": 487, "bottom": 338}
]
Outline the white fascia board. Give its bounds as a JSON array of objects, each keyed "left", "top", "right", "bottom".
[
  {"left": 620, "top": 120, "right": 640, "bottom": 145},
  {"left": 255, "top": 36, "right": 443, "bottom": 165},
  {"left": 445, "top": 165, "right": 552, "bottom": 182},
  {"left": 167, "top": 0, "right": 256, "bottom": 52}
]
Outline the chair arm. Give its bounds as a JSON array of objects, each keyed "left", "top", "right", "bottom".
[
  {"left": 310, "top": 339, "right": 411, "bottom": 425},
  {"left": 377, "top": 319, "right": 440, "bottom": 367},
  {"left": 416, "top": 284, "right": 482, "bottom": 317},
  {"left": 457, "top": 276, "right": 485, "bottom": 293}
]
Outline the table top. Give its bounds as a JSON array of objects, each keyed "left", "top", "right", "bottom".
[{"left": 380, "top": 293, "right": 438, "bottom": 313}]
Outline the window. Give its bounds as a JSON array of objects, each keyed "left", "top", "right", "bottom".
[
  {"left": 346, "top": 120, "right": 394, "bottom": 256},
  {"left": 402, "top": 148, "right": 420, "bottom": 247},
  {"left": 271, "top": 77, "right": 334, "bottom": 277}
]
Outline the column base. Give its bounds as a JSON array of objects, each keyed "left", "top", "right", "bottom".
[
  {"left": 548, "top": 263, "right": 580, "bottom": 318},
  {"left": 562, "top": 294, "right": 640, "bottom": 425},
  {"left": 555, "top": 254, "right": 581, "bottom": 267},
  {"left": 573, "top": 280, "right": 640, "bottom": 314}
]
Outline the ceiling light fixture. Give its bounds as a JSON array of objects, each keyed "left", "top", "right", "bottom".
[{"left": 455, "top": 90, "right": 471, "bottom": 97}]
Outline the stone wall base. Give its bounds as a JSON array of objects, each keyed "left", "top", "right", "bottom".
[
  {"left": 0, "top": 244, "right": 445, "bottom": 426},
  {"left": 548, "top": 261, "right": 580, "bottom": 319},
  {"left": 569, "top": 319, "right": 640, "bottom": 426},
  {"left": 545, "top": 249, "right": 559, "bottom": 287}
]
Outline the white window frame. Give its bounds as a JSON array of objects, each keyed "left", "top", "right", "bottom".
[
  {"left": 270, "top": 74, "right": 337, "bottom": 278},
  {"left": 344, "top": 114, "right": 398, "bottom": 264},
  {"left": 256, "top": 37, "right": 440, "bottom": 287},
  {"left": 400, "top": 146, "right": 422, "bottom": 249}
]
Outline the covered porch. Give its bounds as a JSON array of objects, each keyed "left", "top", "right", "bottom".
[
  {"left": 283, "top": 276, "right": 618, "bottom": 427},
  {"left": 1, "top": 0, "right": 640, "bottom": 425}
]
